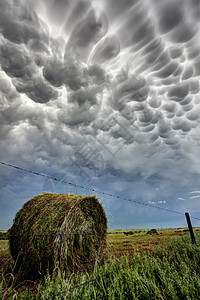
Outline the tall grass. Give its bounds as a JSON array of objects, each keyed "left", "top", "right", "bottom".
[{"left": 1, "top": 234, "right": 200, "bottom": 299}]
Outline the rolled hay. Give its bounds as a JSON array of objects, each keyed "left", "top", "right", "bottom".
[{"left": 9, "top": 193, "right": 107, "bottom": 279}]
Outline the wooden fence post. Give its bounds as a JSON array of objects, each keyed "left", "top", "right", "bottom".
[{"left": 185, "top": 212, "right": 196, "bottom": 245}]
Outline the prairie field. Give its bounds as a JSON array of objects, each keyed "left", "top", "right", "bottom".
[
  {"left": 106, "top": 228, "right": 197, "bottom": 257},
  {"left": 0, "top": 228, "right": 200, "bottom": 299}
]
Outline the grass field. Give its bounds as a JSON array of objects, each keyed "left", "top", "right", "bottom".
[
  {"left": 0, "top": 228, "right": 200, "bottom": 299},
  {"left": 106, "top": 228, "right": 200, "bottom": 257}
]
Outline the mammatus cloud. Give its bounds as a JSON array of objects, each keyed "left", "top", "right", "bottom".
[{"left": 0, "top": 0, "right": 200, "bottom": 222}]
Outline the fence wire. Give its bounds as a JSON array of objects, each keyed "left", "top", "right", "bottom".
[
  {"left": 1, "top": 161, "right": 199, "bottom": 221},
  {"left": 6, "top": 232, "right": 108, "bottom": 238},
  {"left": 45, "top": 257, "right": 146, "bottom": 300}
]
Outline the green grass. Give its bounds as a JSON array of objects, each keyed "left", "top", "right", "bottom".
[
  {"left": 0, "top": 231, "right": 8, "bottom": 240},
  {"left": 1, "top": 233, "right": 200, "bottom": 299}
]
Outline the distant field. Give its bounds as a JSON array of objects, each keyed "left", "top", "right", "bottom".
[{"left": 106, "top": 227, "right": 200, "bottom": 257}]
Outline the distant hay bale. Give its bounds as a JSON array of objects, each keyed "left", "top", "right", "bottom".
[{"left": 9, "top": 193, "right": 107, "bottom": 279}]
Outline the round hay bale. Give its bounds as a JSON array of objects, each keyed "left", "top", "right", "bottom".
[{"left": 9, "top": 193, "right": 107, "bottom": 279}]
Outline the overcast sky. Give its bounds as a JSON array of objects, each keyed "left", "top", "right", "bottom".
[{"left": 0, "top": 0, "right": 200, "bottom": 230}]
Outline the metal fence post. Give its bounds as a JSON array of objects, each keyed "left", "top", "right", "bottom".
[{"left": 185, "top": 212, "right": 196, "bottom": 245}]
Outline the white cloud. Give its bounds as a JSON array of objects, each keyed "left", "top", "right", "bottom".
[
  {"left": 190, "top": 195, "right": 200, "bottom": 199},
  {"left": 177, "top": 197, "right": 187, "bottom": 201}
]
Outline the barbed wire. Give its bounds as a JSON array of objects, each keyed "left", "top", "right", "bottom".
[
  {"left": 6, "top": 232, "right": 108, "bottom": 238},
  {"left": 1, "top": 161, "right": 200, "bottom": 221},
  {"left": 45, "top": 257, "right": 145, "bottom": 300}
]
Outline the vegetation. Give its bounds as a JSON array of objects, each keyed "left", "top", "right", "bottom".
[
  {"left": 1, "top": 229, "right": 200, "bottom": 299},
  {"left": 106, "top": 228, "right": 191, "bottom": 257},
  {"left": 147, "top": 229, "right": 158, "bottom": 235},
  {"left": 0, "top": 231, "right": 8, "bottom": 240}
]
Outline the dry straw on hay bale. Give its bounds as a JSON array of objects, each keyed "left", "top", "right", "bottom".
[{"left": 9, "top": 193, "right": 107, "bottom": 279}]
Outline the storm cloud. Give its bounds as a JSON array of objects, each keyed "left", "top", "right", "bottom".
[{"left": 1, "top": 0, "right": 200, "bottom": 229}]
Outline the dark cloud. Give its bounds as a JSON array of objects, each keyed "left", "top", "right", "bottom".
[
  {"left": 0, "top": 40, "right": 34, "bottom": 79},
  {"left": 104, "top": 0, "right": 137, "bottom": 21},
  {"left": 57, "top": 102, "right": 97, "bottom": 127},
  {"left": 155, "top": 62, "right": 179, "bottom": 78},
  {"left": 63, "top": 57, "right": 89, "bottom": 90},
  {"left": 158, "top": 120, "right": 171, "bottom": 139},
  {"left": 182, "top": 103, "right": 194, "bottom": 112},
  {"left": 172, "top": 118, "right": 192, "bottom": 132},
  {"left": 12, "top": 71, "right": 58, "bottom": 104},
  {"left": 43, "top": 58, "right": 64, "bottom": 88},
  {"left": 168, "top": 84, "right": 189, "bottom": 101},
  {"left": 68, "top": 87, "right": 100, "bottom": 106},
  {"left": 193, "top": 58, "right": 200, "bottom": 76},
  {"left": 187, "top": 45, "right": 200, "bottom": 60},
  {"left": 164, "top": 136, "right": 179, "bottom": 146},
  {"left": 26, "top": 77, "right": 58, "bottom": 103},
  {"left": 141, "top": 124, "right": 155, "bottom": 132},
  {"left": 0, "top": 72, "right": 19, "bottom": 104},
  {"left": 157, "top": 1, "right": 197, "bottom": 43},
  {"left": 169, "top": 47, "right": 183, "bottom": 59},
  {"left": 186, "top": 109, "right": 200, "bottom": 121},
  {"left": 140, "top": 38, "right": 164, "bottom": 68},
  {"left": 181, "top": 66, "right": 194, "bottom": 80},
  {"left": 90, "top": 35, "right": 120, "bottom": 64},
  {"left": 173, "top": 65, "right": 184, "bottom": 77},
  {"left": 44, "top": 0, "right": 71, "bottom": 25},
  {"left": 139, "top": 109, "right": 154, "bottom": 124},
  {"left": 0, "top": 0, "right": 49, "bottom": 45},
  {"left": 65, "top": 9, "right": 108, "bottom": 62},
  {"left": 87, "top": 65, "right": 107, "bottom": 85},
  {"left": 118, "top": 5, "right": 155, "bottom": 49},
  {"left": 43, "top": 54, "right": 90, "bottom": 91},
  {"left": 158, "top": 1, "right": 184, "bottom": 33},
  {"left": 191, "top": 0, "right": 200, "bottom": 18},
  {"left": 43, "top": 55, "right": 108, "bottom": 111},
  {"left": 0, "top": 2, "right": 58, "bottom": 104},
  {"left": 148, "top": 97, "right": 162, "bottom": 109},
  {"left": 150, "top": 50, "right": 171, "bottom": 73},
  {"left": 111, "top": 71, "right": 149, "bottom": 112},
  {"left": 179, "top": 97, "right": 192, "bottom": 106},
  {"left": 189, "top": 80, "right": 199, "bottom": 94},
  {"left": 63, "top": 0, "right": 91, "bottom": 35},
  {"left": 170, "top": 23, "right": 196, "bottom": 43},
  {"left": 162, "top": 102, "right": 177, "bottom": 114}
]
